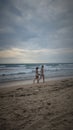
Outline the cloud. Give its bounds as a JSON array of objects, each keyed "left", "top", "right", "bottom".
[
  {"left": 0, "top": 47, "right": 73, "bottom": 60},
  {"left": 0, "top": 48, "right": 73, "bottom": 63},
  {"left": 0, "top": 0, "right": 73, "bottom": 63}
]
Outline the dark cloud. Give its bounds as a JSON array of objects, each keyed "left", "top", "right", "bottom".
[{"left": 0, "top": 0, "right": 73, "bottom": 62}]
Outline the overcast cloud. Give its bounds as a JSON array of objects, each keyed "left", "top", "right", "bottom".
[{"left": 0, "top": 0, "right": 73, "bottom": 63}]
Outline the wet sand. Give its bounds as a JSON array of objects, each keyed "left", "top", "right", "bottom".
[{"left": 0, "top": 78, "right": 73, "bottom": 130}]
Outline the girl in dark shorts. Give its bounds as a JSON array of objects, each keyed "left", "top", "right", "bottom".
[{"left": 33, "top": 67, "right": 40, "bottom": 83}]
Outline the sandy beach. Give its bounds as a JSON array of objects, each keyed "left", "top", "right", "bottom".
[{"left": 0, "top": 77, "right": 73, "bottom": 130}]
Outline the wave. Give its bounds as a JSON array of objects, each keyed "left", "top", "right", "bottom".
[
  {"left": 44, "top": 64, "right": 73, "bottom": 71},
  {"left": 0, "top": 63, "right": 73, "bottom": 83},
  {"left": 0, "top": 64, "right": 26, "bottom": 68},
  {"left": 0, "top": 65, "right": 6, "bottom": 69},
  {"left": 1, "top": 72, "right": 29, "bottom": 76},
  {"left": 1, "top": 68, "right": 34, "bottom": 76},
  {"left": 1, "top": 65, "right": 73, "bottom": 77},
  {"left": 0, "top": 63, "right": 73, "bottom": 76}
]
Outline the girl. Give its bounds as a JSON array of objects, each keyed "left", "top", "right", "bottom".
[{"left": 33, "top": 67, "right": 39, "bottom": 83}]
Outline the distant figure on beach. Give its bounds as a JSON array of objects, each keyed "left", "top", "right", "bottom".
[
  {"left": 40, "top": 65, "right": 45, "bottom": 83},
  {"left": 33, "top": 67, "right": 39, "bottom": 83}
]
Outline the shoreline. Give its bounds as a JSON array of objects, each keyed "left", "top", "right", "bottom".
[{"left": 0, "top": 75, "right": 73, "bottom": 88}]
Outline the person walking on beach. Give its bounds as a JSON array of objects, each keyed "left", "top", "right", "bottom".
[
  {"left": 40, "top": 65, "right": 45, "bottom": 83},
  {"left": 33, "top": 67, "right": 39, "bottom": 83}
]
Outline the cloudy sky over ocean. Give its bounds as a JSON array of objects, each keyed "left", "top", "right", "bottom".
[{"left": 0, "top": 0, "right": 73, "bottom": 63}]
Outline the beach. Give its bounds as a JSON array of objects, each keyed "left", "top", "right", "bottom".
[{"left": 0, "top": 77, "right": 73, "bottom": 130}]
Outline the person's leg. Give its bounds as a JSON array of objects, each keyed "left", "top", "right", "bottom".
[
  {"left": 37, "top": 76, "right": 39, "bottom": 83},
  {"left": 43, "top": 75, "right": 45, "bottom": 83},
  {"left": 39, "top": 75, "right": 41, "bottom": 80},
  {"left": 33, "top": 78, "right": 35, "bottom": 83},
  {"left": 33, "top": 77, "right": 36, "bottom": 83}
]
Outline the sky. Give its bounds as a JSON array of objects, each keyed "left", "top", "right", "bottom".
[{"left": 0, "top": 0, "right": 73, "bottom": 63}]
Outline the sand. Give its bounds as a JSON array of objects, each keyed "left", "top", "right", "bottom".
[{"left": 0, "top": 78, "right": 73, "bottom": 130}]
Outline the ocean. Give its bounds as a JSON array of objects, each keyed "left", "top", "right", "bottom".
[{"left": 0, "top": 63, "right": 73, "bottom": 83}]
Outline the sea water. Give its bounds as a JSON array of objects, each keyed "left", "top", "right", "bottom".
[{"left": 0, "top": 63, "right": 73, "bottom": 83}]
